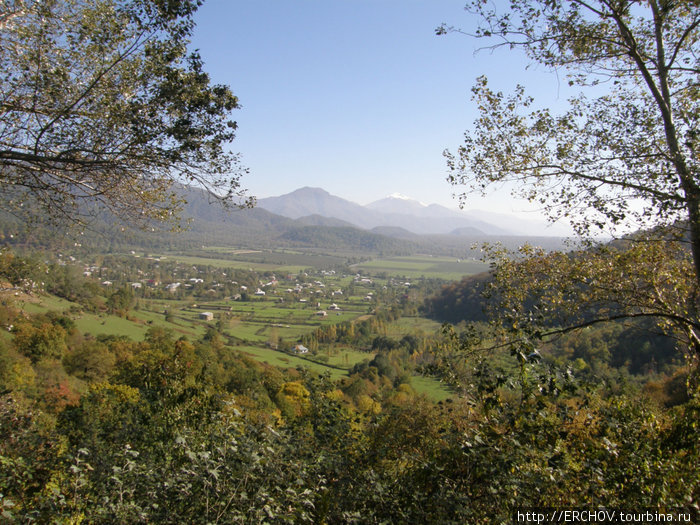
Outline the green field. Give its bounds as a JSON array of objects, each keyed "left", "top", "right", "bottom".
[
  {"left": 9, "top": 286, "right": 455, "bottom": 401},
  {"left": 236, "top": 345, "right": 350, "bottom": 381},
  {"left": 410, "top": 375, "right": 454, "bottom": 401},
  {"left": 5, "top": 247, "right": 464, "bottom": 404},
  {"left": 200, "top": 248, "right": 349, "bottom": 268},
  {"left": 152, "top": 247, "right": 350, "bottom": 273},
  {"left": 152, "top": 253, "right": 305, "bottom": 272},
  {"left": 236, "top": 345, "right": 454, "bottom": 400},
  {"left": 352, "top": 255, "right": 488, "bottom": 280},
  {"left": 386, "top": 316, "right": 443, "bottom": 338}
]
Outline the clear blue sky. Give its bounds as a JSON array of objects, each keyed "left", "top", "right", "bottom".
[{"left": 190, "top": 0, "right": 570, "bottom": 218}]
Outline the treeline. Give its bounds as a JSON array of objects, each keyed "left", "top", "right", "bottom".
[
  {"left": 0, "top": 250, "right": 264, "bottom": 314},
  {"left": 1, "top": 312, "right": 697, "bottom": 522},
  {"left": 423, "top": 266, "right": 684, "bottom": 380},
  {"left": 422, "top": 272, "right": 490, "bottom": 323},
  {"left": 280, "top": 226, "right": 415, "bottom": 255}
]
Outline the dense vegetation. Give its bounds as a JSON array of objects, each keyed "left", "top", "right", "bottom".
[
  {"left": 1, "top": 0, "right": 698, "bottom": 521},
  {"left": 0, "top": 248, "right": 697, "bottom": 523}
]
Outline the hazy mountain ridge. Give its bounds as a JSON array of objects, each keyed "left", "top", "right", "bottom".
[
  {"left": 1, "top": 185, "right": 569, "bottom": 256},
  {"left": 258, "top": 187, "right": 538, "bottom": 236}
]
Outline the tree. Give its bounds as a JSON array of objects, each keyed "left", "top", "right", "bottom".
[
  {"left": 0, "top": 0, "right": 250, "bottom": 228},
  {"left": 12, "top": 321, "right": 68, "bottom": 362},
  {"left": 480, "top": 240, "right": 700, "bottom": 366},
  {"left": 439, "top": 1, "right": 700, "bottom": 358},
  {"left": 440, "top": 0, "right": 698, "bottom": 268},
  {"left": 106, "top": 286, "right": 134, "bottom": 316}
]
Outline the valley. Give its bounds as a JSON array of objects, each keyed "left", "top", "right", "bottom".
[
  {"left": 1, "top": 0, "right": 698, "bottom": 519},
  {"left": 1, "top": 210, "right": 696, "bottom": 522},
  {"left": 2, "top": 244, "right": 471, "bottom": 401}
]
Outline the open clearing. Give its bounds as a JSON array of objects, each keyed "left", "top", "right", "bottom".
[
  {"left": 152, "top": 247, "right": 351, "bottom": 273},
  {"left": 352, "top": 255, "right": 488, "bottom": 280}
]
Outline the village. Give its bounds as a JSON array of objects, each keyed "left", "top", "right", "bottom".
[{"left": 50, "top": 251, "right": 429, "bottom": 364}]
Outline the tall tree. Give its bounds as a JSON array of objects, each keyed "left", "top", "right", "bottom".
[
  {"left": 440, "top": 0, "right": 698, "bottom": 267},
  {"left": 440, "top": 1, "right": 699, "bottom": 360},
  {"left": 0, "top": 0, "right": 250, "bottom": 227}
]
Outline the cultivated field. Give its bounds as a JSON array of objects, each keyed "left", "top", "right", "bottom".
[{"left": 352, "top": 255, "right": 488, "bottom": 280}]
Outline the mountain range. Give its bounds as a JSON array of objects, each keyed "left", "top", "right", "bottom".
[
  {"left": 257, "top": 187, "right": 564, "bottom": 236},
  {"left": 1, "top": 185, "right": 569, "bottom": 257}
]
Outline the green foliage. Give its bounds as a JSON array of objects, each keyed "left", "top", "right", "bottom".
[
  {"left": 425, "top": 239, "right": 695, "bottom": 379},
  {"left": 62, "top": 340, "right": 117, "bottom": 383},
  {"left": 0, "top": 310, "right": 697, "bottom": 522},
  {"left": 45, "top": 264, "right": 102, "bottom": 311},
  {"left": 422, "top": 272, "right": 489, "bottom": 323},
  {"left": 0, "top": 0, "right": 250, "bottom": 228},
  {"left": 106, "top": 286, "right": 134, "bottom": 316},
  {"left": 12, "top": 321, "right": 68, "bottom": 363},
  {"left": 443, "top": 0, "right": 698, "bottom": 240},
  {"left": 441, "top": 0, "right": 700, "bottom": 378},
  {"left": 281, "top": 226, "right": 413, "bottom": 255},
  {"left": 1, "top": 245, "right": 698, "bottom": 522}
]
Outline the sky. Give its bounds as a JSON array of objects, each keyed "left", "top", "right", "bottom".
[{"left": 189, "top": 0, "right": 573, "bottom": 225}]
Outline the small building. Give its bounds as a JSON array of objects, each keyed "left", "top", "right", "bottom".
[
  {"left": 294, "top": 344, "right": 309, "bottom": 354},
  {"left": 199, "top": 312, "right": 214, "bottom": 321},
  {"left": 315, "top": 310, "right": 327, "bottom": 317}
]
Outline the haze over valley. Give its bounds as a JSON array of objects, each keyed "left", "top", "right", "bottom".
[{"left": 257, "top": 186, "right": 572, "bottom": 237}]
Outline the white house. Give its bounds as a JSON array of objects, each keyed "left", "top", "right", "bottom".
[{"left": 294, "top": 344, "right": 309, "bottom": 354}]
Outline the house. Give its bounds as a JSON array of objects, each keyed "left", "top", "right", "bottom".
[
  {"left": 328, "top": 303, "right": 340, "bottom": 311},
  {"left": 294, "top": 344, "right": 309, "bottom": 354},
  {"left": 199, "top": 312, "right": 214, "bottom": 321},
  {"left": 315, "top": 310, "right": 327, "bottom": 317},
  {"left": 254, "top": 289, "right": 266, "bottom": 296}
]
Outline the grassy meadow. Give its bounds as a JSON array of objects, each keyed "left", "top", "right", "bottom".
[{"left": 352, "top": 255, "right": 488, "bottom": 280}]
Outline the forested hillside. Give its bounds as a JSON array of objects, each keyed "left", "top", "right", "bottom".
[
  {"left": 0, "top": 246, "right": 697, "bottom": 522},
  {"left": 423, "top": 240, "right": 688, "bottom": 382}
]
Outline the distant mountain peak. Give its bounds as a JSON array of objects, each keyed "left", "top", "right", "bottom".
[
  {"left": 258, "top": 186, "right": 524, "bottom": 235},
  {"left": 385, "top": 193, "right": 426, "bottom": 206},
  {"left": 293, "top": 186, "right": 329, "bottom": 195}
]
